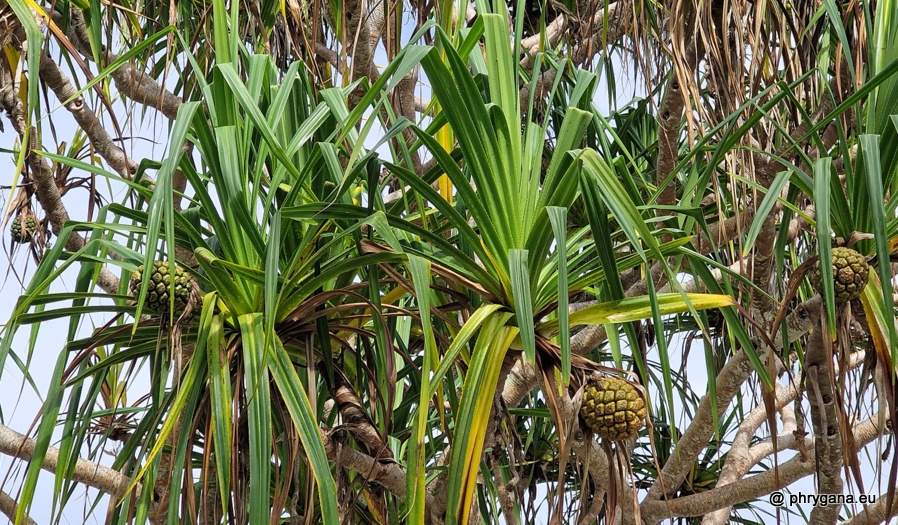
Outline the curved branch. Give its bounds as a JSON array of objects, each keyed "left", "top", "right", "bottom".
[
  {"left": 520, "top": 2, "right": 626, "bottom": 70},
  {"left": 65, "top": 9, "right": 193, "bottom": 208},
  {"left": 840, "top": 491, "right": 898, "bottom": 524},
  {"left": 36, "top": 50, "right": 138, "bottom": 180},
  {"left": 62, "top": 10, "right": 183, "bottom": 121},
  {"left": 692, "top": 208, "right": 755, "bottom": 254},
  {"left": 0, "top": 489, "right": 37, "bottom": 525},
  {"left": 343, "top": 0, "right": 382, "bottom": 108},
  {"left": 805, "top": 320, "right": 844, "bottom": 525},
  {"left": 571, "top": 431, "right": 610, "bottom": 495},
  {"left": 0, "top": 422, "right": 138, "bottom": 500},
  {"left": 658, "top": 258, "right": 749, "bottom": 294},
  {"left": 321, "top": 427, "right": 415, "bottom": 505},
  {"left": 748, "top": 211, "right": 779, "bottom": 323},
  {"left": 0, "top": 66, "right": 120, "bottom": 293},
  {"left": 704, "top": 348, "right": 866, "bottom": 525},
  {"left": 641, "top": 414, "right": 889, "bottom": 522},
  {"left": 642, "top": 348, "right": 755, "bottom": 504},
  {"left": 518, "top": 3, "right": 627, "bottom": 108},
  {"left": 656, "top": 43, "right": 698, "bottom": 211}
]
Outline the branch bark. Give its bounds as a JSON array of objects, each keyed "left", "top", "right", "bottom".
[
  {"left": 633, "top": 297, "right": 820, "bottom": 513},
  {"left": 0, "top": 65, "right": 120, "bottom": 293},
  {"left": 805, "top": 318, "right": 844, "bottom": 525},
  {"left": 692, "top": 208, "right": 755, "bottom": 254},
  {"left": 640, "top": 414, "right": 888, "bottom": 522},
  {"left": 64, "top": 10, "right": 183, "bottom": 121},
  {"left": 748, "top": 211, "right": 779, "bottom": 324},
  {"left": 0, "top": 422, "right": 141, "bottom": 504},
  {"left": 0, "top": 489, "right": 37, "bottom": 525},
  {"left": 656, "top": 43, "right": 698, "bottom": 211},
  {"left": 519, "top": 2, "right": 625, "bottom": 70},
  {"left": 518, "top": 3, "right": 627, "bottom": 107},
  {"left": 704, "top": 346, "right": 865, "bottom": 525},
  {"left": 321, "top": 427, "right": 413, "bottom": 505},
  {"left": 839, "top": 491, "right": 898, "bottom": 524},
  {"left": 642, "top": 347, "right": 754, "bottom": 504},
  {"left": 34, "top": 50, "right": 137, "bottom": 180}
]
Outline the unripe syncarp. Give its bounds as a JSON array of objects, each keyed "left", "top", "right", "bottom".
[
  {"left": 580, "top": 376, "right": 647, "bottom": 441},
  {"left": 811, "top": 247, "right": 869, "bottom": 303},
  {"left": 129, "top": 260, "right": 194, "bottom": 313},
  {"left": 10, "top": 215, "right": 38, "bottom": 244}
]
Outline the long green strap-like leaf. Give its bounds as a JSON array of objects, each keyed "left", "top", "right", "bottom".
[
  {"left": 407, "top": 255, "right": 435, "bottom": 521},
  {"left": 743, "top": 170, "right": 791, "bottom": 257},
  {"left": 15, "top": 343, "right": 69, "bottom": 523},
  {"left": 201, "top": 304, "right": 232, "bottom": 515},
  {"left": 4, "top": 0, "right": 43, "bottom": 226},
  {"left": 510, "top": 250, "right": 536, "bottom": 363},
  {"left": 218, "top": 65, "right": 306, "bottom": 184},
  {"left": 524, "top": 106, "right": 593, "bottom": 273},
  {"left": 135, "top": 102, "right": 200, "bottom": 328},
  {"left": 211, "top": 0, "right": 231, "bottom": 64},
  {"left": 430, "top": 304, "right": 505, "bottom": 386},
  {"left": 238, "top": 314, "right": 272, "bottom": 525},
  {"left": 546, "top": 207, "right": 571, "bottom": 384},
  {"left": 483, "top": 14, "right": 522, "bottom": 231},
  {"left": 119, "top": 329, "right": 211, "bottom": 500},
  {"left": 538, "top": 106, "right": 593, "bottom": 209},
  {"left": 860, "top": 135, "right": 898, "bottom": 362},
  {"left": 579, "top": 149, "right": 660, "bottom": 262},
  {"left": 445, "top": 313, "right": 516, "bottom": 524},
  {"left": 420, "top": 40, "right": 516, "bottom": 256},
  {"left": 282, "top": 203, "right": 500, "bottom": 294},
  {"left": 269, "top": 338, "right": 340, "bottom": 524},
  {"left": 813, "top": 158, "right": 836, "bottom": 337}
]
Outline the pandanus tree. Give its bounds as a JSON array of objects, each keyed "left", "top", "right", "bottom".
[{"left": 0, "top": 0, "right": 896, "bottom": 524}]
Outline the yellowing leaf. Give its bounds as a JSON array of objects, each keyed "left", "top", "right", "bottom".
[{"left": 537, "top": 293, "right": 736, "bottom": 337}]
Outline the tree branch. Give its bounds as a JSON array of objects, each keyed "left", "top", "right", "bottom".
[
  {"left": 656, "top": 43, "right": 698, "bottom": 211},
  {"left": 658, "top": 258, "right": 749, "bottom": 294},
  {"left": 704, "top": 347, "right": 866, "bottom": 525},
  {"left": 642, "top": 347, "right": 755, "bottom": 504},
  {"left": 64, "top": 9, "right": 193, "bottom": 208},
  {"left": 640, "top": 300, "right": 820, "bottom": 515},
  {"left": 343, "top": 0, "right": 382, "bottom": 108},
  {"left": 518, "top": 3, "right": 627, "bottom": 107},
  {"left": 748, "top": 211, "right": 779, "bottom": 324},
  {"left": 840, "top": 491, "right": 898, "bottom": 524},
  {"left": 321, "top": 427, "right": 412, "bottom": 504},
  {"left": 0, "top": 489, "right": 37, "bottom": 525},
  {"left": 0, "top": 65, "right": 120, "bottom": 293},
  {"left": 805, "top": 318, "right": 844, "bottom": 525},
  {"left": 36, "top": 50, "right": 138, "bottom": 180},
  {"left": 64, "top": 10, "right": 182, "bottom": 121},
  {"left": 0, "top": 422, "right": 140, "bottom": 502},
  {"left": 570, "top": 429, "right": 610, "bottom": 503},
  {"left": 641, "top": 414, "right": 889, "bottom": 522},
  {"left": 692, "top": 208, "right": 755, "bottom": 254}
]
